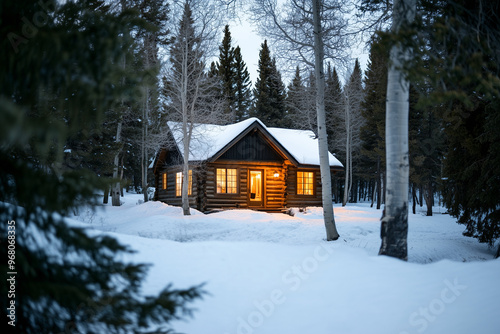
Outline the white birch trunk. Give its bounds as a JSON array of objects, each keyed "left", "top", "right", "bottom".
[
  {"left": 181, "top": 31, "right": 192, "bottom": 216},
  {"left": 379, "top": 0, "right": 416, "bottom": 260},
  {"left": 181, "top": 117, "right": 191, "bottom": 216},
  {"left": 312, "top": 0, "right": 339, "bottom": 241}
]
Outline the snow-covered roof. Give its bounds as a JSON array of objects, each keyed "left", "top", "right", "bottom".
[
  {"left": 267, "top": 127, "right": 342, "bottom": 167},
  {"left": 166, "top": 118, "right": 343, "bottom": 168}
]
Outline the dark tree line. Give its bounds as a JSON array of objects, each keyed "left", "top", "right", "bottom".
[
  {"left": 359, "top": 0, "right": 500, "bottom": 256},
  {"left": 1, "top": 0, "right": 204, "bottom": 332}
]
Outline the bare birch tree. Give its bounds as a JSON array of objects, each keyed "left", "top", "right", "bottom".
[
  {"left": 251, "top": 0, "right": 351, "bottom": 240},
  {"left": 163, "top": 0, "right": 226, "bottom": 215},
  {"left": 137, "top": 0, "right": 170, "bottom": 203},
  {"left": 379, "top": 0, "right": 416, "bottom": 260},
  {"left": 111, "top": 0, "right": 131, "bottom": 207}
]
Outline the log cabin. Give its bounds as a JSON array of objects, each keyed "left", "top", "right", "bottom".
[{"left": 151, "top": 118, "right": 343, "bottom": 212}]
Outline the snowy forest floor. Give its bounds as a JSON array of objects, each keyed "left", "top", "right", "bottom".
[{"left": 68, "top": 192, "right": 499, "bottom": 334}]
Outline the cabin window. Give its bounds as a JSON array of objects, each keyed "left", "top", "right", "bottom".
[
  {"left": 162, "top": 172, "right": 167, "bottom": 190},
  {"left": 216, "top": 168, "right": 237, "bottom": 194},
  {"left": 175, "top": 170, "right": 192, "bottom": 196},
  {"left": 297, "top": 171, "right": 314, "bottom": 195}
]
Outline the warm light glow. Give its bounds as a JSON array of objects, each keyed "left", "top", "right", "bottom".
[
  {"left": 273, "top": 171, "right": 279, "bottom": 178},
  {"left": 176, "top": 172, "right": 182, "bottom": 197},
  {"left": 216, "top": 168, "right": 237, "bottom": 194},
  {"left": 176, "top": 170, "right": 192, "bottom": 196},
  {"left": 250, "top": 171, "right": 262, "bottom": 201},
  {"left": 297, "top": 171, "right": 314, "bottom": 195}
]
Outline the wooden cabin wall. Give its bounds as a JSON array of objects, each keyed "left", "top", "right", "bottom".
[
  {"left": 156, "top": 166, "right": 198, "bottom": 209},
  {"left": 265, "top": 167, "right": 286, "bottom": 209},
  {"left": 203, "top": 162, "right": 287, "bottom": 211},
  {"left": 286, "top": 167, "right": 323, "bottom": 208},
  {"left": 204, "top": 164, "right": 249, "bottom": 210},
  {"left": 155, "top": 161, "right": 334, "bottom": 212}
]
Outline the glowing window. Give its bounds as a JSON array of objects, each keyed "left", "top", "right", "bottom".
[
  {"left": 162, "top": 172, "right": 167, "bottom": 190},
  {"left": 216, "top": 168, "right": 237, "bottom": 194},
  {"left": 249, "top": 170, "right": 262, "bottom": 201},
  {"left": 297, "top": 171, "right": 314, "bottom": 195},
  {"left": 176, "top": 170, "right": 192, "bottom": 196}
]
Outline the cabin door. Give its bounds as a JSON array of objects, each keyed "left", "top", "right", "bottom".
[{"left": 248, "top": 170, "right": 264, "bottom": 208}]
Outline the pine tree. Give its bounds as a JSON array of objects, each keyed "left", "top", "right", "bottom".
[
  {"left": 409, "top": 0, "right": 500, "bottom": 247},
  {"left": 325, "top": 64, "right": 343, "bottom": 152},
  {"left": 0, "top": 0, "right": 202, "bottom": 332},
  {"left": 360, "top": 34, "right": 388, "bottom": 210},
  {"left": 136, "top": 0, "right": 171, "bottom": 203},
  {"left": 253, "top": 40, "right": 286, "bottom": 127},
  {"left": 216, "top": 25, "right": 236, "bottom": 120},
  {"left": 342, "top": 59, "right": 365, "bottom": 206},
  {"left": 325, "top": 64, "right": 344, "bottom": 203},
  {"left": 233, "top": 46, "right": 252, "bottom": 121},
  {"left": 285, "top": 66, "right": 306, "bottom": 129},
  {"left": 212, "top": 26, "right": 252, "bottom": 123},
  {"left": 408, "top": 84, "right": 444, "bottom": 216},
  {"left": 163, "top": 2, "right": 225, "bottom": 214}
]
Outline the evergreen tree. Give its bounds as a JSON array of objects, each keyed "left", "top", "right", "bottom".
[
  {"left": 285, "top": 66, "right": 307, "bottom": 129},
  {"left": 342, "top": 59, "right": 365, "bottom": 206},
  {"left": 233, "top": 46, "right": 252, "bottom": 121},
  {"left": 285, "top": 66, "right": 316, "bottom": 131},
  {"left": 253, "top": 40, "right": 286, "bottom": 127},
  {"left": 136, "top": 0, "right": 171, "bottom": 203},
  {"left": 0, "top": 0, "right": 202, "bottom": 332},
  {"left": 325, "top": 64, "right": 344, "bottom": 203},
  {"left": 409, "top": 0, "right": 500, "bottom": 247},
  {"left": 216, "top": 25, "right": 236, "bottom": 120},
  {"left": 360, "top": 34, "right": 388, "bottom": 210},
  {"left": 408, "top": 84, "right": 444, "bottom": 216},
  {"left": 325, "top": 63, "right": 343, "bottom": 152},
  {"left": 163, "top": 2, "right": 225, "bottom": 214},
  {"left": 212, "top": 25, "right": 252, "bottom": 122}
]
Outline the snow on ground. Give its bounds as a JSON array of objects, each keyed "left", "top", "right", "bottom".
[{"left": 69, "top": 192, "right": 499, "bottom": 334}]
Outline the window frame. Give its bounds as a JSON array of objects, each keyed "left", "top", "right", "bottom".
[
  {"left": 216, "top": 168, "right": 238, "bottom": 195},
  {"left": 175, "top": 170, "right": 192, "bottom": 197},
  {"left": 297, "top": 171, "right": 315, "bottom": 196}
]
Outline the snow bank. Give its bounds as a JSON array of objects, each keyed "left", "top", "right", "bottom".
[{"left": 69, "top": 193, "right": 499, "bottom": 334}]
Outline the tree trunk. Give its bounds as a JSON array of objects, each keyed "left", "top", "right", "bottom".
[
  {"left": 103, "top": 186, "right": 109, "bottom": 204},
  {"left": 379, "top": 0, "right": 415, "bottom": 261},
  {"left": 181, "top": 117, "right": 191, "bottom": 216},
  {"left": 424, "top": 179, "right": 433, "bottom": 216},
  {"left": 376, "top": 156, "right": 382, "bottom": 210},
  {"left": 142, "top": 85, "right": 149, "bottom": 203},
  {"left": 142, "top": 35, "right": 152, "bottom": 204},
  {"left": 343, "top": 101, "right": 350, "bottom": 207},
  {"left": 371, "top": 179, "right": 376, "bottom": 208},
  {"left": 419, "top": 184, "right": 423, "bottom": 207},
  {"left": 111, "top": 119, "right": 122, "bottom": 207},
  {"left": 312, "top": 0, "right": 339, "bottom": 241},
  {"left": 412, "top": 183, "right": 417, "bottom": 214}
]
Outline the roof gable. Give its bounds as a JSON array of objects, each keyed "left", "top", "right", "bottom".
[
  {"left": 208, "top": 121, "right": 298, "bottom": 164},
  {"left": 216, "top": 128, "right": 285, "bottom": 162},
  {"left": 165, "top": 118, "right": 343, "bottom": 168}
]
